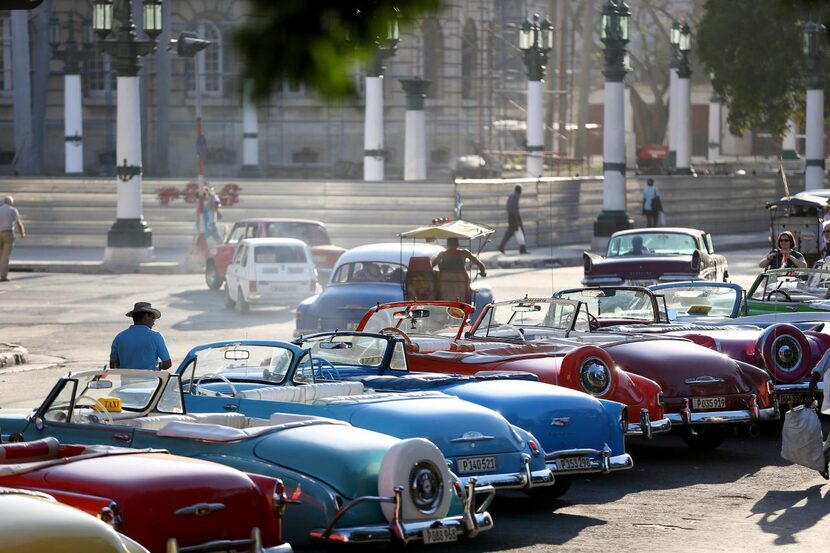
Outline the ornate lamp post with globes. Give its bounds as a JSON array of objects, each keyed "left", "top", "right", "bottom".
[
  {"left": 592, "top": 0, "right": 633, "bottom": 252},
  {"left": 363, "top": 19, "right": 399, "bottom": 182},
  {"left": 49, "top": 14, "right": 94, "bottom": 175},
  {"left": 519, "top": 14, "right": 553, "bottom": 179},
  {"left": 803, "top": 21, "right": 826, "bottom": 191},
  {"left": 93, "top": 0, "right": 162, "bottom": 264}
]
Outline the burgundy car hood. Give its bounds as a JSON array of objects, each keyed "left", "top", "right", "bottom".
[
  {"left": 589, "top": 255, "right": 693, "bottom": 278},
  {"left": 602, "top": 338, "right": 752, "bottom": 397}
]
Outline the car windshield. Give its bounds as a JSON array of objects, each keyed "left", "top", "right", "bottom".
[
  {"left": 254, "top": 245, "right": 307, "bottom": 263},
  {"left": 41, "top": 371, "right": 179, "bottom": 422},
  {"left": 557, "top": 288, "right": 657, "bottom": 321},
  {"left": 472, "top": 299, "right": 581, "bottom": 338},
  {"left": 656, "top": 285, "right": 740, "bottom": 318},
  {"left": 299, "top": 334, "right": 394, "bottom": 369},
  {"left": 361, "top": 304, "right": 468, "bottom": 336},
  {"left": 331, "top": 262, "right": 406, "bottom": 284},
  {"left": 265, "top": 222, "right": 330, "bottom": 246},
  {"left": 183, "top": 344, "right": 295, "bottom": 385},
  {"left": 607, "top": 232, "right": 697, "bottom": 257},
  {"left": 751, "top": 269, "right": 830, "bottom": 302}
]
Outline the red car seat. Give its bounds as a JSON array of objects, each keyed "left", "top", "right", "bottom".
[{"left": 406, "top": 256, "right": 436, "bottom": 300}]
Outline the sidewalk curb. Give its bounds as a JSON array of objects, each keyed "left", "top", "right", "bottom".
[{"left": 10, "top": 261, "right": 200, "bottom": 275}]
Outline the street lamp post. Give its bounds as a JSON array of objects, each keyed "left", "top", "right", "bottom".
[
  {"left": 674, "top": 20, "right": 692, "bottom": 175},
  {"left": 363, "top": 19, "right": 399, "bottom": 182},
  {"left": 519, "top": 14, "right": 554, "bottom": 179},
  {"left": 49, "top": 13, "right": 94, "bottom": 175},
  {"left": 804, "top": 21, "right": 825, "bottom": 191},
  {"left": 593, "top": 0, "right": 633, "bottom": 252},
  {"left": 666, "top": 19, "right": 681, "bottom": 172},
  {"left": 94, "top": 0, "right": 162, "bottom": 265}
]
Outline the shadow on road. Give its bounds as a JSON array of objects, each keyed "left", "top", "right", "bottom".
[
  {"left": 750, "top": 484, "right": 829, "bottom": 545},
  {"left": 167, "top": 289, "right": 295, "bottom": 331}
]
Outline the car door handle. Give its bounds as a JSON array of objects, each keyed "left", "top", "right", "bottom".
[
  {"left": 224, "top": 404, "right": 239, "bottom": 412},
  {"left": 112, "top": 433, "right": 131, "bottom": 443}
]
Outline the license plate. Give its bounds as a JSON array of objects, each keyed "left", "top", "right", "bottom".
[
  {"left": 456, "top": 455, "right": 496, "bottom": 474},
  {"left": 559, "top": 456, "right": 591, "bottom": 470},
  {"left": 422, "top": 527, "right": 457, "bottom": 544},
  {"left": 691, "top": 396, "right": 726, "bottom": 410},
  {"left": 777, "top": 392, "right": 806, "bottom": 405}
]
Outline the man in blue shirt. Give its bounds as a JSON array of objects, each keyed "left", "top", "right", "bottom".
[{"left": 110, "top": 302, "right": 172, "bottom": 370}]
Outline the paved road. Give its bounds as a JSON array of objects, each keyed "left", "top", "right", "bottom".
[{"left": 1, "top": 248, "right": 828, "bottom": 552}]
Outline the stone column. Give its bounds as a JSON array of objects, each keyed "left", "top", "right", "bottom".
[
  {"left": 64, "top": 74, "right": 84, "bottom": 174},
  {"left": 363, "top": 75, "right": 385, "bottom": 181},
  {"left": 781, "top": 118, "right": 799, "bottom": 161},
  {"left": 707, "top": 89, "right": 721, "bottom": 161},
  {"left": 675, "top": 66, "right": 692, "bottom": 174},
  {"left": 400, "top": 78, "right": 428, "bottom": 180},
  {"left": 624, "top": 84, "right": 636, "bottom": 167},
  {"left": 11, "top": 10, "right": 33, "bottom": 175},
  {"left": 805, "top": 88, "right": 824, "bottom": 191},
  {"left": 526, "top": 78, "right": 545, "bottom": 178},
  {"left": 240, "top": 81, "right": 260, "bottom": 177}
]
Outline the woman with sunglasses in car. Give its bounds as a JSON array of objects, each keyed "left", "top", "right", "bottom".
[{"left": 759, "top": 230, "right": 808, "bottom": 270}]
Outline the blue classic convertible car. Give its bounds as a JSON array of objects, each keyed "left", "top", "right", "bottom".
[
  {"left": 0, "top": 369, "right": 493, "bottom": 547},
  {"left": 187, "top": 332, "right": 633, "bottom": 498},
  {"left": 295, "top": 241, "right": 494, "bottom": 336},
  {"left": 177, "top": 340, "right": 554, "bottom": 498}
]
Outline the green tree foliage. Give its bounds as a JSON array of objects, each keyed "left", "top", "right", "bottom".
[
  {"left": 234, "top": 0, "right": 442, "bottom": 102},
  {"left": 697, "top": 0, "right": 806, "bottom": 138}
]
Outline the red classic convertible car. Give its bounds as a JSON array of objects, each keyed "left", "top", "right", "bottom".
[
  {"left": 360, "top": 297, "right": 778, "bottom": 449},
  {"left": 583, "top": 227, "right": 728, "bottom": 287},
  {"left": 0, "top": 438, "right": 291, "bottom": 553},
  {"left": 356, "top": 300, "right": 670, "bottom": 439},
  {"left": 563, "top": 283, "right": 830, "bottom": 408},
  {"left": 205, "top": 218, "right": 345, "bottom": 290}
]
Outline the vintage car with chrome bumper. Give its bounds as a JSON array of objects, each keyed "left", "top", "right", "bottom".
[
  {"left": 175, "top": 339, "right": 554, "bottom": 498},
  {"left": 0, "top": 369, "right": 493, "bottom": 547}
]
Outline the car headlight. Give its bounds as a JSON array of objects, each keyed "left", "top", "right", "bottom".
[
  {"left": 580, "top": 357, "right": 611, "bottom": 396},
  {"left": 410, "top": 461, "right": 444, "bottom": 515}
]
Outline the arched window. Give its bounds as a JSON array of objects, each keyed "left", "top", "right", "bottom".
[
  {"left": 461, "top": 19, "right": 477, "bottom": 100},
  {"left": 186, "top": 20, "right": 223, "bottom": 96},
  {"left": 423, "top": 17, "right": 443, "bottom": 99}
]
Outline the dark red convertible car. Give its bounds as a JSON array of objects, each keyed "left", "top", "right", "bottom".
[
  {"left": 583, "top": 227, "right": 728, "bottom": 287},
  {"left": 205, "top": 218, "right": 345, "bottom": 290},
  {"left": 0, "top": 437, "right": 291, "bottom": 553},
  {"left": 357, "top": 300, "right": 670, "bottom": 439}
]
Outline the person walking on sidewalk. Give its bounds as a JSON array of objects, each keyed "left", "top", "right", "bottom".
[
  {"left": 110, "top": 302, "right": 172, "bottom": 370},
  {"left": 0, "top": 196, "right": 25, "bottom": 282},
  {"left": 642, "top": 179, "right": 662, "bottom": 227},
  {"left": 498, "top": 185, "right": 529, "bottom": 255}
]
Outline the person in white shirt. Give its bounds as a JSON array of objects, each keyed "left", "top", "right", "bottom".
[
  {"left": 805, "top": 348, "right": 830, "bottom": 479},
  {"left": 0, "top": 195, "right": 25, "bottom": 282},
  {"left": 641, "top": 179, "right": 661, "bottom": 227}
]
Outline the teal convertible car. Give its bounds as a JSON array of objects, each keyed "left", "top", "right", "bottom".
[{"left": 0, "top": 369, "right": 494, "bottom": 547}]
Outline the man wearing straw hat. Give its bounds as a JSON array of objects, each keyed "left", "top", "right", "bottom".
[{"left": 109, "top": 302, "right": 172, "bottom": 370}]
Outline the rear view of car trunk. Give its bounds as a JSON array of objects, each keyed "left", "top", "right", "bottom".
[{"left": 252, "top": 244, "right": 317, "bottom": 305}]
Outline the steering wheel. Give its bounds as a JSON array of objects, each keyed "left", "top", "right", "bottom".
[
  {"left": 766, "top": 289, "right": 792, "bottom": 302},
  {"left": 381, "top": 326, "right": 412, "bottom": 348},
  {"left": 501, "top": 324, "right": 526, "bottom": 341},
  {"left": 315, "top": 358, "right": 340, "bottom": 380},
  {"left": 74, "top": 398, "right": 114, "bottom": 425},
  {"left": 193, "top": 373, "right": 238, "bottom": 398},
  {"left": 588, "top": 313, "right": 600, "bottom": 331}
]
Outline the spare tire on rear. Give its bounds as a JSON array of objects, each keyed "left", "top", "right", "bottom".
[{"left": 756, "top": 323, "right": 813, "bottom": 383}]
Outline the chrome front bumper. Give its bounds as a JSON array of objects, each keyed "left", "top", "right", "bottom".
[
  {"left": 625, "top": 409, "right": 672, "bottom": 439},
  {"left": 169, "top": 528, "right": 293, "bottom": 553},
  {"left": 308, "top": 480, "right": 495, "bottom": 545},
  {"left": 545, "top": 445, "right": 634, "bottom": 475},
  {"left": 458, "top": 454, "right": 554, "bottom": 491}
]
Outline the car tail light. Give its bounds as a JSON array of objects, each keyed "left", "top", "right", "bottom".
[
  {"left": 583, "top": 253, "right": 593, "bottom": 273},
  {"left": 745, "top": 342, "right": 756, "bottom": 358},
  {"left": 528, "top": 440, "right": 540, "bottom": 457},
  {"left": 453, "top": 480, "right": 464, "bottom": 497},
  {"left": 249, "top": 280, "right": 257, "bottom": 293},
  {"left": 656, "top": 391, "right": 664, "bottom": 407},
  {"left": 620, "top": 406, "right": 629, "bottom": 434},
  {"left": 767, "top": 381, "right": 775, "bottom": 396}
]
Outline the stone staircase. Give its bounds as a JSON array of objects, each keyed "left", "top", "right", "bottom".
[{"left": 0, "top": 178, "right": 456, "bottom": 249}]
